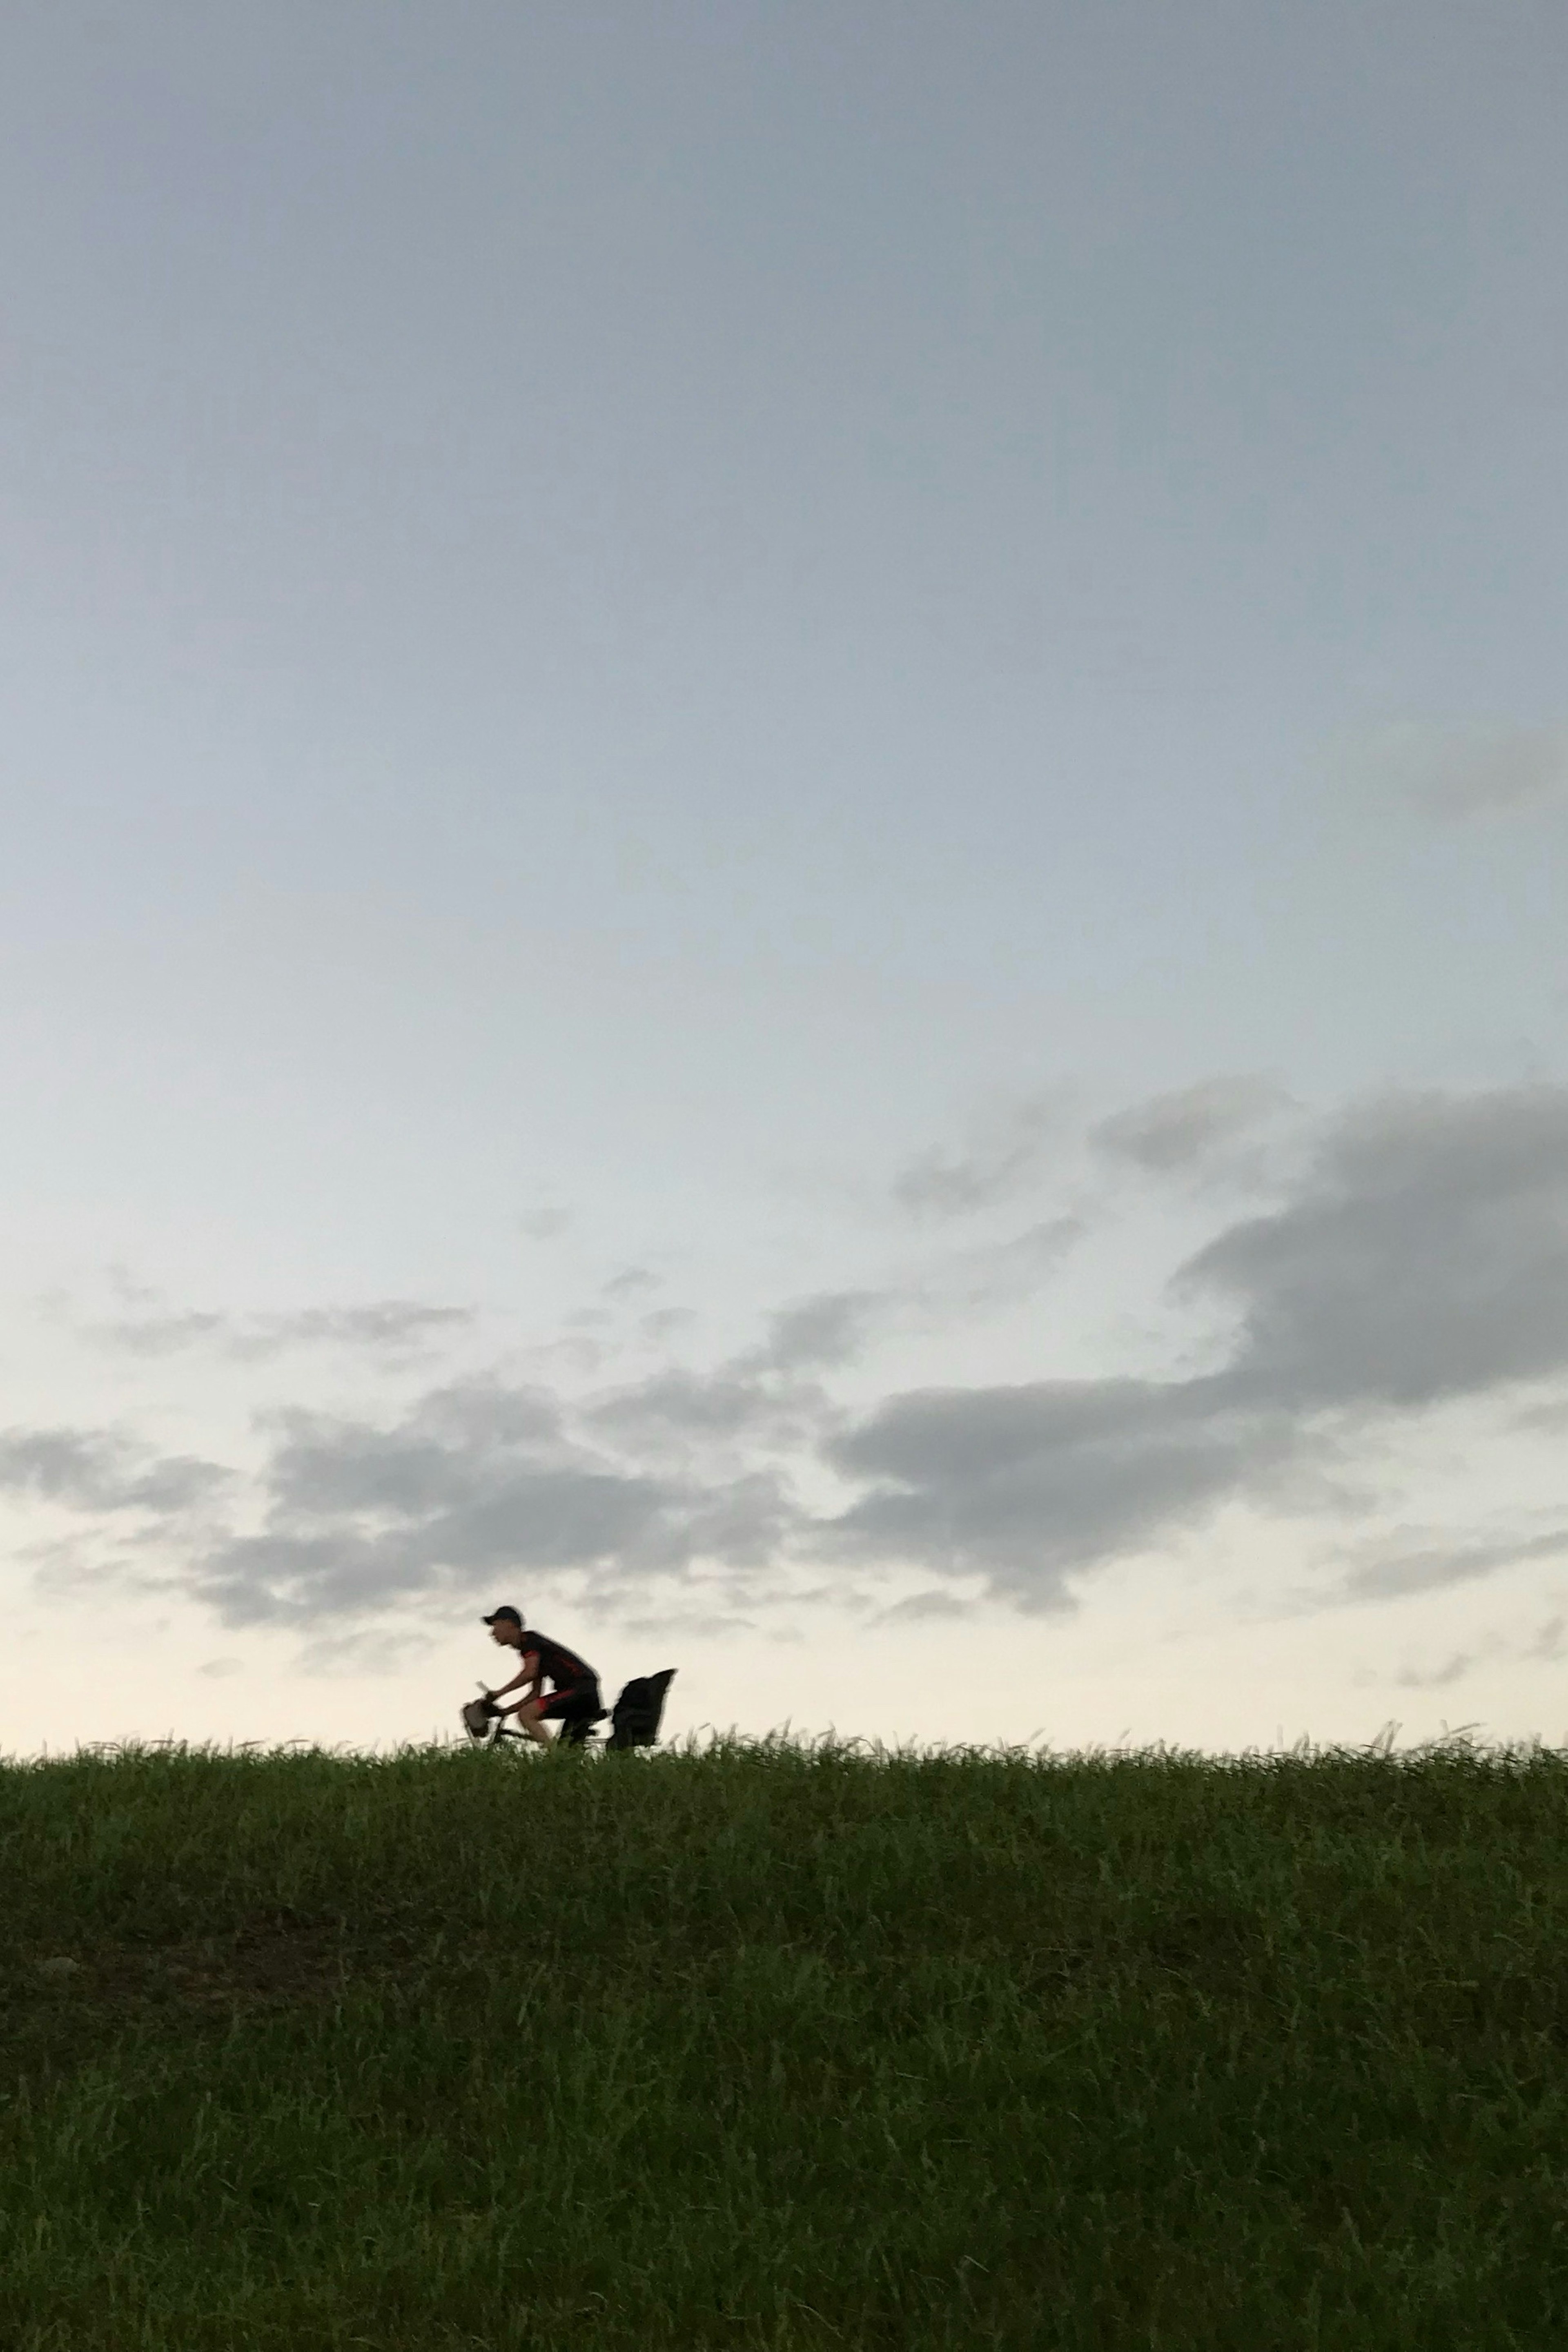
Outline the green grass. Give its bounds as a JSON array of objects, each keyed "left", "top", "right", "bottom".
[{"left": 2, "top": 1736, "right": 1567, "bottom": 2349}]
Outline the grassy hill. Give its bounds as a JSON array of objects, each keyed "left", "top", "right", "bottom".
[{"left": 2, "top": 1735, "right": 1566, "bottom": 2349}]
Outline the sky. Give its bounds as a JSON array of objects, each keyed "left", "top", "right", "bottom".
[{"left": 2, "top": 0, "right": 1566, "bottom": 1757}]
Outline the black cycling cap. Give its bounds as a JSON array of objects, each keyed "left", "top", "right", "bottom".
[{"left": 483, "top": 1605, "right": 523, "bottom": 1626}]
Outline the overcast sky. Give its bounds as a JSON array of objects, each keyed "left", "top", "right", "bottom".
[{"left": 3, "top": 1, "right": 1566, "bottom": 1756}]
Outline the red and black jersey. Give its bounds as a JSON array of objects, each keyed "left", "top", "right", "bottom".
[{"left": 518, "top": 1628, "right": 598, "bottom": 1693}]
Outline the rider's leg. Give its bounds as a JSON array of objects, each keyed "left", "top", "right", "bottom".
[{"left": 506, "top": 1697, "right": 554, "bottom": 1747}]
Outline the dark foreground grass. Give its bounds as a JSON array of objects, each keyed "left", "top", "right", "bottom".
[{"left": 2, "top": 1738, "right": 1567, "bottom": 2350}]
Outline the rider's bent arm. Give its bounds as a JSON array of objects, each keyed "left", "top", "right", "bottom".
[
  {"left": 495, "top": 1666, "right": 542, "bottom": 1724},
  {"left": 521, "top": 1648, "right": 541, "bottom": 1704}
]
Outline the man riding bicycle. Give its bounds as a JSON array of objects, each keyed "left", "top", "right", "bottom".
[{"left": 481, "top": 1606, "right": 604, "bottom": 1746}]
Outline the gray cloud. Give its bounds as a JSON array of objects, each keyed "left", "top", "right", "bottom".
[
  {"left": 17, "top": 1084, "right": 1568, "bottom": 1631},
  {"left": 1394, "top": 1653, "right": 1475, "bottom": 1690},
  {"left": 826, "top": 1374, "right": 1285, "bottom": 1598},
  {"left": 1180, "top": 1087, "right": 1568, "bottom": 1410},
  {"left": 94, "top": 1300, "right": 475, "bottom": 1363},
  {"left": 585, "top": 1368, "right": 822, "bottom": 1453},
  {"left": 0, "top": 1425, "right": 230, "bottom": 1516},
  {"left": 1368, "top": 722, "right": 1568, "bottom": 820},
  {"left": 641, "top": 1307, "right": 698, "bottom": 1343},
  {"left": 267, "top": 1304, "right": 475, "bottom": 1357},
  {"left": 875, "top": 1590, "right": 973, "bottom": 1624},
  {"left": 96, "top": 1311, "right": 231, "bottom": 1358},
  {"left": 0, "top": 1426, "right": 143, "bottom": 1508},
  {"left": 581, "top": 1225, "right": 1083, "bottom": 1477},
  {"left": 825, "top": 1086, "right": 1568, "bottom": 1603},
  {"left": 603, "top": 1267, "right": 661, "bottom": 1300},
  {"left": 752, "top": 1290, "right": 886, "bottom": 1373},
  {"left": 192, "top": 1378, "right": 797, "bottom": 1627},
  {"left": 1342, "top": 1527, "right": 1568, "bottom": 1602},
  {"left": 1092, "top": 1077, "right": 1288, "bottom": 1174},
  {"left": 1513, "top": 1398, "right": 1568, "bottom": 1434},
  {"left": 930, "top": 1216, "right": 1085, "bottom": 1309},
  {"left": 519, "top": 1210, "right": 572, "bottom": 1241},
  {"left": 732, "top": 1224, "right": 1082, "bottom": 1388},
  {"left": 892, "top": 1093, "right": 1062, "bottom": 1220}
]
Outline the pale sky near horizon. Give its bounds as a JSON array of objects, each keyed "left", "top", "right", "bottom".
[{"left": 3, "top": 1, "right": 1566, "bottom": 1758}]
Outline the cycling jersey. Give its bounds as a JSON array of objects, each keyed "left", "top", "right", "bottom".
[{"left": 518, "top": 1628, "right": 598, "bottom": 1693}]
